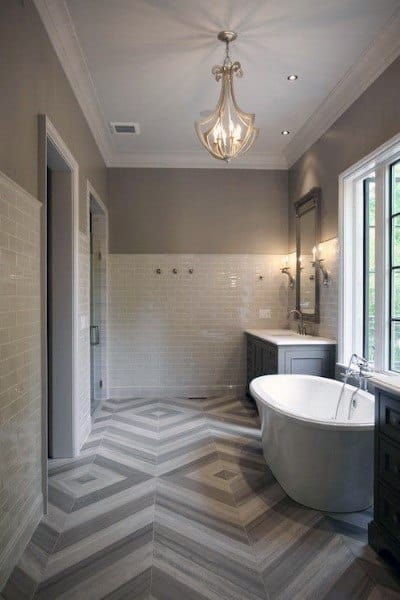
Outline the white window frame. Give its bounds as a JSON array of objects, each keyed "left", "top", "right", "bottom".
[{"left": 338, "top": 132, "right": 400, "bottom": 371}]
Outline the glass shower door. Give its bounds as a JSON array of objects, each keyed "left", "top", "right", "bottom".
[{"left": 90, "top": 215, "right": 102, "bottom": 414}]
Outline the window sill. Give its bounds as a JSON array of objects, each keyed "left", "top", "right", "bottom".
[{"left": 370, "top": 372, "right": 400, "bottom": 395}]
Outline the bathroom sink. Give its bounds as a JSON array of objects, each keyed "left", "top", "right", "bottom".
[
  {"left": 268, "top": 331, "right": 297, "bottom": 337},
  {"left": 245, "top": 329, "right": 336, "bottom": 346}
]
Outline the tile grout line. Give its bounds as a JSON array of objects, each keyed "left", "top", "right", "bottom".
[
  {"left": 335, "top": 529, "right": 400, "bottom": 592},
  {"left": 148, "top": 399, "right": 160, "bottom": 599},
  {"left": 28, "top": 403, "right": 112, "bottom": 599},
  {"left": 202, "top": 401, "right": 270, "bottom": 600},
  {"left": 207, "top": 399, "right": 381, "bottom": 600}
]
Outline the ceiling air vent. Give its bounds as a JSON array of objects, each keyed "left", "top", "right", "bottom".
[{"left": 110, "top": 122, "right": 140, "bottom": 135}]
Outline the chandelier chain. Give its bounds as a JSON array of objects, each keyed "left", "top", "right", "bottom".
[{"left": 224, "top": 41, "right": 231, "bottom": 67}]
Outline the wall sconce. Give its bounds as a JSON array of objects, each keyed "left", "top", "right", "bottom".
[
  {"left": 281, "top": 267, "right": 295, "bottom": 289},
  {"left": 311, "top": 245, "right": 329, "bottom": 286},
  {"left": 316, "top": 259, "right": 329, "bottom": 286}
]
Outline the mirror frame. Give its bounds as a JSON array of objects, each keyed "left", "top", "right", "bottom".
[{"left": 295, "top": 187, "right": 321, "bottom": 323}]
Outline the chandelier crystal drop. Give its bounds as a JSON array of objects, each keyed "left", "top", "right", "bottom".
[{"left": 195, "top": 31, "right": 259, "bottom": 163}]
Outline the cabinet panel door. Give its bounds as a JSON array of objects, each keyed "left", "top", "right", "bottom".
[
  {"left": 246, "top": 338, "right": 256, "bottom": 384},
  {"left": 379, "top": 437, "right": 400, "bottom": 494},
  {"left": 379, "top": 392, "right": 400, "bottom": 446},
  {"left": 376, "top": 482, "right": 400, "bottom": 543},
  {"left": 261, "top": 344, "right": 278, "bottom": 375},
  {"left": 283, "top": 348, "right": 332, "bottom": 377}
]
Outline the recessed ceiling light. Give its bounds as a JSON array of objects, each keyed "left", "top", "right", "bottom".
[
  {"left": 287, "top": 74, "right": 298, "bottom": 81},
  {"left": 281, "top": 130, "right": 290, "bottom": 135}
]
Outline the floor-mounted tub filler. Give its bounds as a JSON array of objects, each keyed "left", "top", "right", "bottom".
[{"left": 250, "top": 374, "right": 374, "bottom": 512}]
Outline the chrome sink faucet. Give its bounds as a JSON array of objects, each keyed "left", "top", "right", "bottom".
[{"left": 287, "top": 309, "right": 307, "bottom": 335}]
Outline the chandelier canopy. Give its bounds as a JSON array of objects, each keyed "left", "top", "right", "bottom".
[{"left": 195, "top": 31, "right": 259, "bottom": 163}]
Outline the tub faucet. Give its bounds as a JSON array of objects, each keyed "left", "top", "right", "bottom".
[
  {"left": 287, "top": 309, "right": 306, "bottom": 335},
  {"left": 342, "top": 354, "right": 373, "bottom": 391},
  {"left": 336, "top": 354, "right": 374, "bottom": 421}
]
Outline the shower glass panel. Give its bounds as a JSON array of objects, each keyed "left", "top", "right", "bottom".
[{"left": 90, "top": 212, "right": 102, "bottom": 413}]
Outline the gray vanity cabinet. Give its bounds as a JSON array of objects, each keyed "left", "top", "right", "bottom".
[
  {"left": 246, "top": 333, "right": 336, "bottom": 387},
  {"left": 368, "top": 385, "right": 400, "bottom": 564}
]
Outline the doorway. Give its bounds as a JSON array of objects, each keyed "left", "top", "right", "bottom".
[
  {"left": 39, "top": 116, "right": 80, "bottom": 512},
  {"left": 46, "top": 142, "right": 76, "bottom": 458},
  {"left": 88, "top": 190, "right": 108, "bottom": 414}
]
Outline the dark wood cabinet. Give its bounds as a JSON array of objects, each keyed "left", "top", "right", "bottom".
[
  {"left": 369, "top": 386, "right": 400, "bottom": 564},
  {"left": 246, "top": 332, "right": 336, "bottom": 388}
]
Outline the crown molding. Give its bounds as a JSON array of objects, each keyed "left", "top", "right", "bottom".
[
  {"left": 106, "top": 152, "right": 288, "bottom": 170},
  {"left": 35, "top": 0, "right": 400, "bottom": 171},
  {"left": 284, "top": 9, "right": 400, "bottom": 167},
  {"left": 33, "top": 0, "right": 113, "bottom": 164},
  {"left": 33, "top": 0, "right": 285, "bottom": 170}
]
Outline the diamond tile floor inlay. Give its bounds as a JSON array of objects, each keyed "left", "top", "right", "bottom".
[{"left": 2, "top": 395, "right": 400, "bottom": 599}]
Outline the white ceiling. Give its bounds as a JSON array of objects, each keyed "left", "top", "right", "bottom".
[{"left": 37, "top": 0, "right": 400, "bottom": 168}]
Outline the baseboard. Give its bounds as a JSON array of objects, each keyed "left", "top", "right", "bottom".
[
  {"left": 0, "top": 493, "right": 43, "bottom": 591},
  {"left": 108, "top": 385, "right": 246, "bottom": 400}
]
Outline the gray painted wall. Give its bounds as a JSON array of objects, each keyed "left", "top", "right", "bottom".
[
  {"left": 0, "top": 2, "right": 108, "bottom": 231},
  {"left": 107, "top": 168, "right": 288, "bottom": 254},
  {"left": 288, "top": 56, "right": 400, "bottom": 248}
]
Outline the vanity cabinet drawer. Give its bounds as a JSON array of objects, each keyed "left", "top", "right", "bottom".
[
  {"left": 377, "top": 483, "right": 400, "bottom": 543},
  {"left": 378, "top": 392, "right": 400, "bottom": 445},
  {"left": 379, "top": 437, "right": 400, "bottom": 493}
]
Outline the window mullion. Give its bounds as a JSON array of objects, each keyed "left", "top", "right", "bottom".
[{"left": 374, "top": 162, "right": 389, "bottom": 371}]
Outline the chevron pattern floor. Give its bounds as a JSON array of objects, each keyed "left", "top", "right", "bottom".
[{"left": 2, "top": 395, "right": 400, "bottom": 599}]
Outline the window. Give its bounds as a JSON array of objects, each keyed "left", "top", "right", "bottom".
[
  {"left": 363, "top": 177, "right": 375, "bottom": 363},
  {"left": 339, "top": 133, "right": 400, "bottom": 372},
  {"left": 390, "top": 161, "right": 400, "bottom": 371}
]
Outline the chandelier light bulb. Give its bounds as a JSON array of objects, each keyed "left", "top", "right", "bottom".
[{"left": 195, "top": 31, "right": 259, "bottom": 162}]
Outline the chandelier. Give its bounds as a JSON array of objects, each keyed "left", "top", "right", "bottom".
[{"left": 195, "top": 31, "right": 259, "bottom": 162}]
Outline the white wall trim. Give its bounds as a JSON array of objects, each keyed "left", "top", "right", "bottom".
[
  {"left": 40, "top": 115, "right": 81, "bottom": 462},
  {"left": 34, "top": 1, "right": 400, "bottom": 171},
  {"left": 33, "top": 0, "right": 113, "bottom": 165},
  {"left": 107, "top": 152, "right": 288, "bottom": 170},
  {"left": 338, "top": 131, "right": 400, "bottom": 368},
  {"left": 32, "top": 0, "right": 287, "bottom": 171},
  {"left": 86, "top": 180, "right": 108, "bottom": 232},
  {"left": 284, "top": 9, "right": 400, "bottom": 167}
]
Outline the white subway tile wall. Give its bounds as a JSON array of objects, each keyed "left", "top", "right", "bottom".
[
  {"left": 317, "top": 237, "right": 339, "bottom": 340},
  {"left": 108, "top": 254, "right": 288, "bottom": 397},
  {"left": 288, "top": 238, "right": 339, "bottom": 340},
  {"left": 78, "top": 233, "right": 91, "bottom": 447},
  {"left": 0, "top": 173, "right": 42, "bottom": 586}
]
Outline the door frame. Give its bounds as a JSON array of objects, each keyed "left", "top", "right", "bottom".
[
  {"left": 38, "top": 115, "right": 80, "bottom": 511},
  {"left": 86, "top": 180, "right": 109, "bottom": 405}
]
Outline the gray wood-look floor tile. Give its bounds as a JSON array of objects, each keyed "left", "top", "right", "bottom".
[{"left": 2, "top": 394, "right": 400, "bottom": 600}]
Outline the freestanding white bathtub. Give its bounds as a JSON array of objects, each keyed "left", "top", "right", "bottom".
[{"left": 250, "top": 374, "right": 374, "bottom": 512}]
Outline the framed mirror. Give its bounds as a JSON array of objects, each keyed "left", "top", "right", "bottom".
[{"left": 295, "top": 187, "right": 321, "bottom": 322}]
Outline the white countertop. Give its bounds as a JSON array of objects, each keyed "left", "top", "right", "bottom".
[
  {"left": 370, "top": 373, "right": 400, "bottom": 395},
  {"left": 245, "top": 329, "right": 336, "bottom": 346}
]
